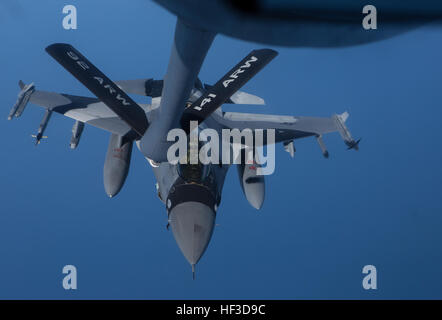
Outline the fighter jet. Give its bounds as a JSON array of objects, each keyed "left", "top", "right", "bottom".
[
  {"left": 11, "top": 1, "right": 437, "bottom": 276},
  {"left": 8, "top": 42, "right": 358, "bottom": 277}
]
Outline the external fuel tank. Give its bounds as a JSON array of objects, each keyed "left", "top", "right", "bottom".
[
  {"left": 237, "top": 162, "right": 265, "bottom": 210},
  {"left": 103, "top": 133, "right": 133, "bottom": 197}
]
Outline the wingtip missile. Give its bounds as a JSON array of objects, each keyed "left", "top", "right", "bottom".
[
  {"left": 346, "top": 138, "right": 361, "bottom": 151},
  {"left": 333, "top": 112, "right": 359, "bottom": 151},
  {"left": 8, "top": 81, "right": 35, "bottom": 120}
]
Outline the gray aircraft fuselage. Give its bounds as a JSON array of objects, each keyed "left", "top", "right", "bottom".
[{"left": 149, "top": 149, "right": 229, "bottom": 271}]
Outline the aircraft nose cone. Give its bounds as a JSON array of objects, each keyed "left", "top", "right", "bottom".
[{"left": 169, "top": 201, "right": 215, "bottom": 266}]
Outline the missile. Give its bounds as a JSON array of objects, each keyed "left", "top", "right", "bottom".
[
  {"left": 333, "top": 112, "right": 360, "bottom": 151},
  {"left": 8, "top": 82, "right": 35, "bottom": 120},
  {"left": 70, "top": 121, "right": 85, "bottom": 149},
  {"left": 8, "top": 102, "right": 19, "bottom": 121},
  {"left": 32, "top": 109, "right": 52, "bottom": 145},
  {"left": 316, "top": 135, "right": 329, "bottom": 158},
  {"left": 346, "top": 138, "right": 361, "bottom": 151},
  {"left": 103, "top": 133, "right": 133, "bottom": 197}
]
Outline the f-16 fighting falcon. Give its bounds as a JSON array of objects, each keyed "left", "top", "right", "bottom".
[{"left": 8, "top": 0, "right": 441, "bottom": 277}]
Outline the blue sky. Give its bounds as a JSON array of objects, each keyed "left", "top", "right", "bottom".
[{"left": 1, "top": 0, "right": 442, "bottom": 299}]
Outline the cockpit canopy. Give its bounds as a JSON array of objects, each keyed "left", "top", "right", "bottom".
[
  {"left": 177, "top": 162, "right": 210, "bottom": 183},
  {"left": 176, "top": 139, "right": 211, "bottom": 183}
]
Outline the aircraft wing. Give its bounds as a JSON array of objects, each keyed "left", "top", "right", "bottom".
[
  {"left": 213, "top": 111, "right": 340, "bottom": 141},
  {"left": 27, "top": 89, "right": 152, "bottom": 136},
  {"left": 210, "top": 110, "right": 359, "bottom": 156}
]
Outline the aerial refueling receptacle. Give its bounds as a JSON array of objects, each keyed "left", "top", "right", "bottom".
[{"left": 103, "top": 133, "right": 133, "bottom": 198}]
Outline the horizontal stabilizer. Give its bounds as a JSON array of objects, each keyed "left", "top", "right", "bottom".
[
  {"left": 45, "top": 43, "right": 148, "bottom": 137},
  {"left": 229, "top": 90, "right": 265, "bottom": 105},
  {"left": 204, "top": 83, "right": 265, "bottom": 105}
]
